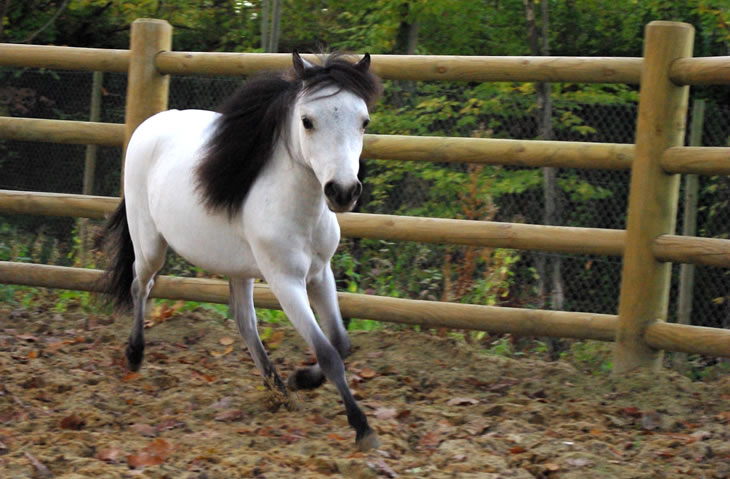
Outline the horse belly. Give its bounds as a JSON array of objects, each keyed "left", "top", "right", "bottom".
[{"left": 149, "top": 161, "right": 260, "bottom": 279}]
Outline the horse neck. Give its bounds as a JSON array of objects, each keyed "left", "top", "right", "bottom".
[{"left": 267, "top": 134, "right": 327, "bottom": 218}]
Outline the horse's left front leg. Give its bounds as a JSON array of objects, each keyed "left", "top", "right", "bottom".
[
  {"left": 266, "top": 273, "right": 379, "bottom": 451},
  {"left": 287, "top": 266, "right": 351, "bottom": 391}
]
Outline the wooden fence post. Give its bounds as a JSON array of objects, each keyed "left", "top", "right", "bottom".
[
  {"left": 78, "top": 70, "right": 103, "bottom": 265},
  {"left": 123, "top": 18, "right": 172, "bottom": 193},
  {"left": 614, "top": 21, "right": 694, "bottom": 373}
]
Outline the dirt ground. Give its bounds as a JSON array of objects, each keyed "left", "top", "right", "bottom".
[{"left": 1, "top": 301, "right": 728, "bottom": 479}]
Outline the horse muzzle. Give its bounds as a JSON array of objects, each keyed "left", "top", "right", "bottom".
[{"left": 324, "top": 180, "right": 362, "bottom": 212}]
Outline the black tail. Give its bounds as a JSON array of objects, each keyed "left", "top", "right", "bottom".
[{"left": 99, "top": 199, "right": 135, "bottom": 311}]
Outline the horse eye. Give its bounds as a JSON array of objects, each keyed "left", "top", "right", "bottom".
[
  {"left": 362, "top": 118, "right": 370, "bottom": 129},
  {"left": 302, "top": 117, "right": 314, "bottom": 130}
]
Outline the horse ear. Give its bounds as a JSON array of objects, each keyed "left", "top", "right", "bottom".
[
  {"left": 292, "top": 50, "right": 315, "bottom": 77},
  {"left": 355, "top": 53, "right": 371, "bottom": 72}
]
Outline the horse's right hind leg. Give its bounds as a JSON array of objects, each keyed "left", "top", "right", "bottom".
[{"left": 126, "top": 238, "right": 166, "bottom": 371}]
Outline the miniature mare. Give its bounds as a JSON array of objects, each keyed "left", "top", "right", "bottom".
[{"left": 101, "top": 52, "right": 381, "bottom": 451}]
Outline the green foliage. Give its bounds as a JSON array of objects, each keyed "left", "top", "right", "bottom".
[{"left": 561, "top": 341, "right": 614, "bottom": 375}]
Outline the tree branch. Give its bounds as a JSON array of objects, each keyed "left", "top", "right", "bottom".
[{"left": 21, "top": 0, "right": 70, "bottom": 44}]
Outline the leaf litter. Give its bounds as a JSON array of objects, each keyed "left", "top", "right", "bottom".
[{"left": 1, "top": 302, "right": 729, "bottom": 478}]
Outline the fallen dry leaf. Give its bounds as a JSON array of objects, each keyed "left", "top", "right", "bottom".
[
  {"left": 565, "top": 457, "right": 593, "bottom": 467},
  {"left": 210, "top": 397, "right": 233, "bottom": 409},
  {"left": 145, "top": 301, "right": 185, "bottom": 328},
  {"left": 130, "top": 423, "right": 157, "bottom": 437},
  {"left": 127, "top": 438, "right": 174, "bottom": 469},
  {"left": 419, "top": 430, "right": 442, "bottom": 449},
  {"left": 59, "top": 414, "right": 85, "bottom": 431},
  {"left": 367, "top": 457, "right": 397, "bottom": 478},
  {"left": 375, "top": 407, "right": 398, "bottom": 420},
  {"left": 97, "top": 447, "right": 124, "bottom": 463},
  {"left": 209, "top": 345, "right": 234, "bottom": 357},
  {"left": 359, "top": 368, "right": 377, "bottom": 379},
  {"left": 265, "top": 330, "right": 285, "bottom": 349},
  {"left": 447, "top": 397, "right": 479, "bottom": 406},
  {"left": 215, "top": 409, "right": 244, "bottom": 422},
  {"left": 191, "top": 370, "right": 216, "bottom": 383},
  {"left": 156, "top": 418, "right": 186, "bottom": 432},
  {"left": 16, "top": 334, "right": 39, "bottom": 342},
  {"left": 122, "top": 372, "right": 141, "bottom": 382},
  {"left": 620, "top": 406, "right": 642, "bottom": 417},
  {"left": 219, "top": 336, "right": 236, "bottom": 346}
]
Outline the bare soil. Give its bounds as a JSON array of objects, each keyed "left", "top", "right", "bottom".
[{"left": 1, "top": 302, "right": 728, "bottom": 478}]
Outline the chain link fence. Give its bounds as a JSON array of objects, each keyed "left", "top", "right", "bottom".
[{"left": 0, "top": 67, "right": 728, "bottom": 329}]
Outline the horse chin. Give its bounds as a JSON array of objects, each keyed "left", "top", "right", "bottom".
[{"left": 325, "top": 199, "right": 356, "bottom": 213}]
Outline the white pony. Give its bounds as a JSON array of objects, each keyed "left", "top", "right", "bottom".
[{"left": 101, "top": 52, "right": 381, "bottom": 451}]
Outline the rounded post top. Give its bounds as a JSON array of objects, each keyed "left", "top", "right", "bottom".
[
  {"left": 132, "top": 18, "right": 171, "bottom": 25},
  {"left": 646, "top": 20, "right": 694, "bottom": 32}
]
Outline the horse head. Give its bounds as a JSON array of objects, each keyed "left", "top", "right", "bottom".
[{"left": 291, "top": 52, "right": 379, "bottom": 213}]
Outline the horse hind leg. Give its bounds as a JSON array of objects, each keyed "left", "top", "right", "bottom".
[
  {"left": 126, "top": 238, "right": 167, "bottom": 371},
  {"left": 229, "top": 278, "right": 296, "bottom": 411}
]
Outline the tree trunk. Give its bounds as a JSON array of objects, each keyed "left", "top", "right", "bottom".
[
  {"left": 394, "top": 3, "right": 419, "bottom": 54},
  {"left": 524, "top": 0, "right": 563, "bottom": 355},
  {"left": 261, "top": 0, "right": 270, "bottom": 51},
  {"left": 260, "top": 0, "right": 281, "bottom": 53},
  {"left": 270, "top": 0, "right": 282, "bottom": 53}
]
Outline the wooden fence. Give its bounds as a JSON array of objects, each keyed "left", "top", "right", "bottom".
[{"left": 1, "top": 19, "right": 729, "bottom": 372}]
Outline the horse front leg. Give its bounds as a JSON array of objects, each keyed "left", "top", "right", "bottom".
[
  {"left": 287, "top": 266, "right": 351, "bottom": 392},
  {"left": 229, "top": 278, "right": 295, "bottom": 412},
  {"left": 267, "top": 274, "right": 379, "bottom": 451}
]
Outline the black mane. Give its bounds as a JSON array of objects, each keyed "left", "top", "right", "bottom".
[{"left": 195, "top": 52, "right": 382, "bottom": 217}]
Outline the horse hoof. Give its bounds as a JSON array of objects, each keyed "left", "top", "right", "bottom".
[
  {"left": 356, "top": 429, "right": 380, "bottom": 452},
  {"left": 287, "top": 367, "right": 325, "bottom": 391},
  {"left": 125, "top": 344, "right": 144, "bottom": 371}
]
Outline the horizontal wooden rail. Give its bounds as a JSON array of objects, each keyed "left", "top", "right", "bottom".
[
  {"left": 661, "top": 146, "right": 730, "bottom": 176},
  {"left": 1, "top": 190, "right": 727, "bottom": 268},
  {"left": 653, "top": 235, "right": 730, "bottom": 269},
  {"left": 0, "top": 117, "right": 635, "bottom": 170},
  {"left": 2, "top": 119, "right": 725, "bottom": 177},
  {"left": 3, "top": 261, "right": 729, "bottom": 358},
  {"left": 337, "top": 212, "right": 625, "bottom": 256},
  {"left": 0, "top": 190, "right": 625, "bottom": 256},
  {"left": 0, "top": 190, "right": 117, "bottom": 219},
  {"left": 1, "top": 43, "right": 726, "bottom": 86},
  {"left": 0, "top": 44, "right": 129, "bottom": 72},
  {"left": 669, "top": 56, "right": 730, "bottom": 85},
  {"left": 156, "top": 52, "right": 643, "bottom": 83},
  {"left": 0, "top": 117, "right": 124, "bottom": 146},
  {"left": 364, "top": 135, "right": 634, "bottom": 170},
  {"left": 0, "top": 261, "right": 616, "bottom": 341},
  {"left": 645, "top": 322, "right": 730, "bottom": 358}
]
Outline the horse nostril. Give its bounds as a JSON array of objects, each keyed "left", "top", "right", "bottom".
[
  {"left": 324, "top": 181, "right": 338, "bottom": 200},
  {"left": 352, "top": 181, "right": 363, "bottom": 199}
]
